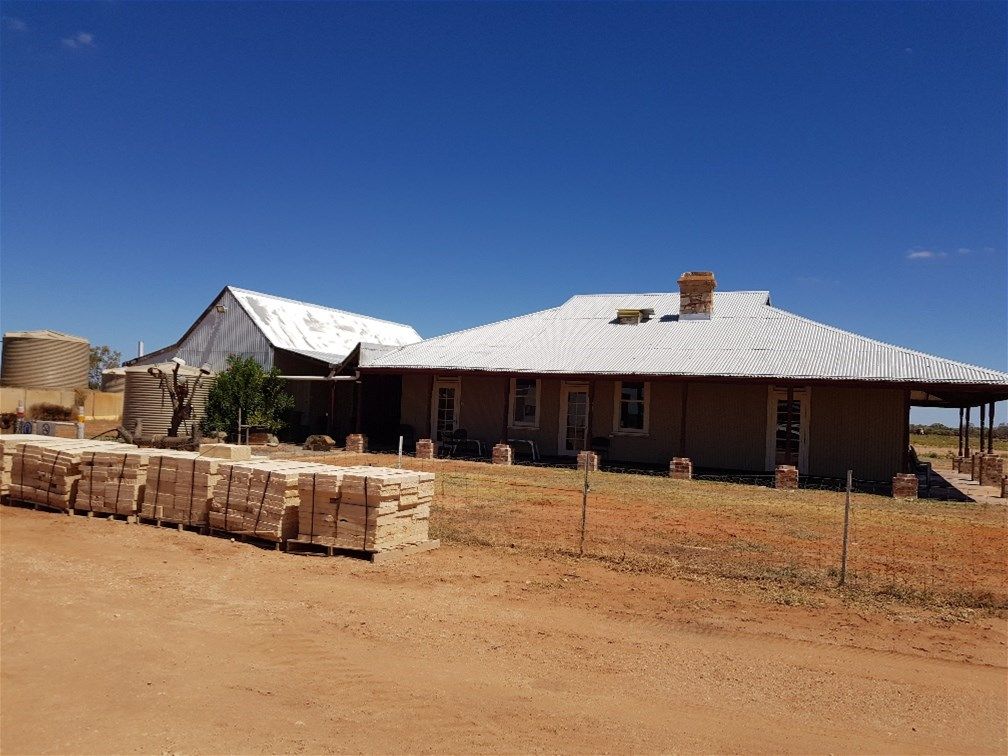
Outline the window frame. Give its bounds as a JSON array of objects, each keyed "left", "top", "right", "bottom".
[
  {"left": 430, "top": 378, "right": 461, "bottom": 442},
  {"left": 763, "top": 386, "right": 810, "bottom": 473},
  {"left": 612, "top": 380, "right": 650, "bottom": 436},
  {"left": 508, "top": 377, "right": 541, "bottom": 430}
]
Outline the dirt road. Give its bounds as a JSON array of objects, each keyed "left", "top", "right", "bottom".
[{"left": 2, "top": 506, "right": 1005, "bottom": 754}]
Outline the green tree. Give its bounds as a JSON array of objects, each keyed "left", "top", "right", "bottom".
[
  {"left": 88, "top": 345, "right": 122, "bottom": 389},
  {"left": 201, "top": 355, "right": 294, "bottom": 436}
]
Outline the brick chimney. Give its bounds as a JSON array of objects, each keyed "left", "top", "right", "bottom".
[{"left": 677, "top": 271, "right": 716, "bottom": 319}]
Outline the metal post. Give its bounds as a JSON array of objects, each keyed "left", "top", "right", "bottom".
[
  {"left": 501, "top": 376, "right": 511, "bottom": 444},
  {"left": 579, "top": 382, "right": 593, "bottom": 556},
  {"left": 988, "top": 401, "right": 995, "bottom": 454},
  {"left": 965, "top": 406, "right": 971, "bottom": 457},
  {"left": 679, "top": 382, "right": 689, "bottom": 456},
  {"left": 979, "top": 403, "right": 986, "bottom": 458},
  {"left": 901, "top": 388, "right": 911, "bottom": 473},
  {"left": 786, "top": 386, "right": 794, "bottom": 462},
  {"left": 354, "top": 378, "right": 363, "bottom": 434},
  {"left": 398, "top": 435, "right": 403, "bottom": 469},
  {"left": 328, "top": 382, "right": 336, "bottom": 438},
  {"left": 957, "top": 407, "right": 964, "bottom": 458},
  {"left": 579, "top": 442, "right": 589, "bottom": 557},
  {"left": 426, "top": 374, "right": 435, "bottom": 439},
  {"left": 839, "top": 470, "right": 852, "bottom": 587}
]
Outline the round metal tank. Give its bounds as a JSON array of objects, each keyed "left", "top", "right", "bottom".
[
  {"left": 122, "top": 363, "right": 214, "bottom": 436},
  {"left": 1, "top": 330, "right": 90, "bottom": 389},
  {"left": 100, "top": 367, "right": 126, "bottom": 393}
]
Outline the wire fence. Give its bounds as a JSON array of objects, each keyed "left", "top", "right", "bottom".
[{"left": 300, "top": 449, "right": 1007, "bottom": 609}]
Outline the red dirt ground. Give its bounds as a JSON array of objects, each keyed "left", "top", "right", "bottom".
[{"left": 2, "top": 504, "right": 1005, "bottom": 754}]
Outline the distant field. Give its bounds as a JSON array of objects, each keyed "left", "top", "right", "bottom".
[
  {"left": 912, "top": 434, "right": 1007, "bottom": 471},
  {"left": 912, "top": 432, "right": 1006, "bottom": 451}
]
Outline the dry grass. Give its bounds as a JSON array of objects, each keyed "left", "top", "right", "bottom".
[
  {"left": 305, "top": 452, "right": 1008, "bottom": 610},
  {"left": 912, "top": 435, "right": 1007, "bottom": 472},
  {"left": 912, "top": 432, "right": 1006, "bottom": 451}
]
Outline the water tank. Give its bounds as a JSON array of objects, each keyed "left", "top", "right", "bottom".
[
  {"left": 1, "top": 330, "right": 90, "bottom": 389},
  {"left": 122, "top": 363, "right": 214, "bottom": 436},
  {"left": 100, "top": 367, "right": 126, "bottom": 393}
]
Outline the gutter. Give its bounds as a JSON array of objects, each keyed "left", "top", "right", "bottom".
[{"left": 275, "top": 370, "right": 360, "bottom": 382}]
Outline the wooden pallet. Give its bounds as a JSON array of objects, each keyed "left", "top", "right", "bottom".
[
  {"left": 71, "top": 509, "right": 137, "bottom": 523},
  {"left": 207, "top": 527, "right": 284, "bottom": 551},
  {"left": 4, "top": 498, "right": 70, "bottom": 514},
  {"left": 286, "top": 538, "right": 440, "bottom": 563},
  {"left": 138, "top": 516, "right": 207, "bottom": 534}
]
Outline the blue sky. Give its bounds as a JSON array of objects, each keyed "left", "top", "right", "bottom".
[{"left": 1, "top": 1, "right": 1005, "bottom": 424}]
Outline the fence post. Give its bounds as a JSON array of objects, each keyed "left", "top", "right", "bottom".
[
  {"left": 839, "top": 469, "right": 852, "bottom": 587},
  {"left": 579, "top": 454, "right": 589, "bottom": 556}
]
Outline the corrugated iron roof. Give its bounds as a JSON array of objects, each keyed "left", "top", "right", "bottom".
[
  {"left": 357, "top": 342, "right": 400, "bottom": 367},
  {"left": 3, "top": 329, "right": 89, "bottom": 343},
  {"left": 368, "top": 291, "right": 1008, "bottom": 385},
  {"left": 229, "top": 286, "right": 421, "bottom": 365}
]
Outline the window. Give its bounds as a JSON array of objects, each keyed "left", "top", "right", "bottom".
[
  {"left": 509, "top": 378, "right": 540, "bottom": 428},
  {"left": 614, "top": 380, "right": 649, "bottom": 434}
]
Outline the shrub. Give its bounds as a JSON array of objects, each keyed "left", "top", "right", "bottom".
[
  {"left": 200, "top": 355, "right": 294, "bottom": 437},
  {"left": 29, "top": 403, "right": 73, "bottom": 421}
]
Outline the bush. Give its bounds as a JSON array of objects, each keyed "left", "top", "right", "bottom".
[
  {"left": 200, "top": 355, "right": 294, "bottom": 437},
  {"left": 29, "top": 403, "right": 73, "bottom": 421}
]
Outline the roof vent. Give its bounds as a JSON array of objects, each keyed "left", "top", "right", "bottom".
[
  {"left": 677, "top": 271, "right": 716, "bottom": 320},
  {"left": 616, "top": 308, "right": 654, "bottom": 325}
]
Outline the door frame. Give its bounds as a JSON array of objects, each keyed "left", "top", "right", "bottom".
[
  {"left": 558, "top": 381, "right": 589, "bottom": 457},
  {"left": 764, "top": 386, "right": 810, "bottom": 473},
  {"left": 430, "top": 377, "right": 461, "bottom": 442}
]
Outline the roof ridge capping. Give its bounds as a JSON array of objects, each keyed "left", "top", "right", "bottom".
[
  {"left": 565, "top": 290, "right": 769, "bottom": 298},
  {"left": 560, "top": 290, "right": 771, "bottom": 320}
]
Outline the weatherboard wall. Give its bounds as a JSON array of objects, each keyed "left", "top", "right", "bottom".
[
  {"left": 590, "top": 379, "right": 682, "bottom": 465},
  {"left": 400, "top": 373, "right": 430, "bottom": 441},
  {"left": 807, "top": 385, "right": 903, "bottom": 481},
  {"left": 684, "top": 383, "right": 768, "bottom": 471},
  {"left": 393, "top": 373, "right": 905, "bottom": 478}
]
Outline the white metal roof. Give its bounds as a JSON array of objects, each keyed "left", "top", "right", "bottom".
[
  {"left": 229, "top": 287, "right": 421, "bottom": 365},
  {"left": 368, "top": 291, "right": 1008, "bottom": 386}
]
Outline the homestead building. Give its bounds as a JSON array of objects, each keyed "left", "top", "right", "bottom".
[
  {"left": 125, "top": 286, "right": 420, "bottom": 441},
  {"left": 358, "top": 272, "right": 1008, "bottom": 481}
]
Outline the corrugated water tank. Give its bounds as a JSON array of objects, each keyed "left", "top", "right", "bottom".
[
  {"left": 1, "top": 330, "right": 90, "bottom": 389},
  {"left": 122, "top": 363, "right": 214, "bottom": 436}
]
